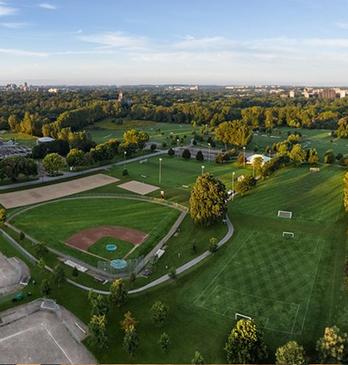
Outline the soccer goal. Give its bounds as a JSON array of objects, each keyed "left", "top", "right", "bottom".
[
  {"left": 277, "top": 210, "right": 293, "bottom": 219},
  {"left": 282, "top": 231, "right": 294, "bottom": 239},
  {"left": 235, "top": 313, "right": 252, "bottom": 321}
]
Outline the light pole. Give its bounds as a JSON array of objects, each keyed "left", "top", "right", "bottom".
[
  {"left": 243, "top": 146, "right": 246, "bottom": 168},
  {"left": 201, "top": 165, "right": 205, "bottom": 176},
  {"left": 123, "top": 151, "right": 127, "bottom": 168},
  {"left": 232, "top": 171, "right": 235, "bottom": 194},
  {"left": 208, "top": 143, "right": 211, "bottom": 162},
  {"left": 159, "top": 158, "right": 162, "bottom": 184}
]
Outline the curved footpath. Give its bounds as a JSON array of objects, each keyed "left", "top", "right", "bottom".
[{"left": 1, "top": 214, "right": 234, "bottom": 295}]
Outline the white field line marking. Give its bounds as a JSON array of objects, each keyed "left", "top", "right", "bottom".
[
  {"left": 193, "top": 231, "right": 254, "bottom": 305},
  {"left": 299, "top": 238, "right": 323, "bottom": 333},
  {"left": 0, "top": 327, "right": 34, "bottom": 343},
  {"left": 44, "top": 326, "right": 73, "bottom": 365}
]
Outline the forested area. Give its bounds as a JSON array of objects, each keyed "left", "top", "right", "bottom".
[{"left": 1, "top": 89, "right": 348, "bottom": 141}]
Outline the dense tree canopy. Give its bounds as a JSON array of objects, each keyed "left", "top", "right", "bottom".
[{"left": 189, "top": 173, "right": 227, "bottom": 226}]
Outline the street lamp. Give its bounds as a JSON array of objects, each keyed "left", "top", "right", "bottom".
[
  {"left": 159, "top": 158, "right": 162, "bottom": 184},
  {"left": 123, "top": 151, "right": 127, "bottom": 168},
  {"left": 201, "top": 165, "right": 205, "bottom": 176},
  {"left": 208, "top": 143, "right": 211, "bottom": 162},
  {"left": 243, "top": 146, "right": 246, "bottom": 168},
  {"left": 232, "top": 171, "right": 235, "bottom": 195}
]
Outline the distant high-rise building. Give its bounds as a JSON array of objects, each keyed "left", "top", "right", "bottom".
[
  {"left": 289, "top": 90, "right": 296, "bottom": 98},
  {"left": 117, "top": 91, "right": 123, "bottom": 102}
]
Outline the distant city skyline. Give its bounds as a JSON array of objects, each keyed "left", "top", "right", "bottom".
[{"left": 1, "top": 0, "right": 348, "bottom": 85}]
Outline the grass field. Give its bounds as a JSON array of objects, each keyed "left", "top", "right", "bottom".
[
  {"left": 250, "top": 127, "right": 348, "bottom": 159},
  {"left": 0, "top": 131, "right": 37, "bottom": 147},
  {"left": 11, "top": 197, "right": 180, "bottom": 265},
  {"left": 89, "top": 155, "right": 251, "bottom": 204},
  {"left": 88, "top": 119, "right": 194, "bottom": 145},
  {"left": 88, "top": 236, "right": 134, "bottom": 260}
]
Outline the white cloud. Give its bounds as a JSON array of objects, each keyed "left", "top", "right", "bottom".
[
  {"left": 38, "top": 3, "right": 57, "bottom": 10},
  {"left": 0, "top": 48, "right": 48, "bottom": 57},
  {"left": 0, "top": 2, "right": 17, "bottom": 16},
  {"left": 78, "top": 31, "right": 148, "bottom": 49},
  {"left": 0, "top": 22, "right": 28, "bottom": 29}
]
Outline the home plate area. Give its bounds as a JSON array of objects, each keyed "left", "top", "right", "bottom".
[{"left": 118, "top": 180, "right": 159, "bottom": 195}]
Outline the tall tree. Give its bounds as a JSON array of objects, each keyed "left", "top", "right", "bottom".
[
  {"left": 275, "top": 341, "right": 306, "bottom": 365},
  {"left": 224, "top": 319, "right": 267, "bottom": 364},
  {"left": 316, "top": 326, "right": 348, "bottom": 363},
  {"left": 215, "top": 121, "right": 253, "bottom": 148},
  {"left": 42, "top": 153, "right": 65, "bottom": 175},
  {"left": 88, "top": 314, "right": 108, "bottom": 349},
  {"left": 123, "top": 326, "right": 139, "bottom": 357},
  {"left": 110, "top": 279, "right": 128, "bottom": 307},
  {"left": 151, "top": 301, "right": 169, "bottom": 327},
  {"left": 189, "top": 173, "right": 227, "bottom": 226}
]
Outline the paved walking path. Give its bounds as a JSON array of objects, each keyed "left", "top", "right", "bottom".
[
  {"left": 0, "top": 213, "right": 234, "bottom": 296},
  {"left": 0, "top": 150, "right": 167, "bottom": 191}
]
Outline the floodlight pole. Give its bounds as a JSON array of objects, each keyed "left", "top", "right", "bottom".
[
  {"left": 123, "top": 151, "right": 127, "bottom": 168},
  {"left": 201, "top": 165, "right": 205, "bottom": 176},
  {"left": 208, "top": 143, "right": 211, "bottom": 162},
  {"left": 232, "top": 171, "right": 235, "bottom": 199},
  {"left": 159, "top": 158, "right": 162, "bottom": 184},
  {"left": 243, "top": 146, "right": 246, "bottom": 167}
]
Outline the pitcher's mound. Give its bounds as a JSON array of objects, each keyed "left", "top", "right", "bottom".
[{"left": 66, "top": 225, "right": 147, "bottom": 251}]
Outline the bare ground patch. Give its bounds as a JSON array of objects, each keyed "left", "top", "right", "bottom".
[
  {"left": 66, "top": 225, "right": 147, "bottom": 251},
  {"left": 0, "top": 174, "right": 119, "bottom": 209}
]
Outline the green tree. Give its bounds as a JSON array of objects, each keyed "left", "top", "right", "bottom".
[
  {"left": 224, "top": 319, "right": 267, "bottom": 364},
  {"left": 337, "top": 117, "right": 348, "bottom": 138},
  {"left": 88, "top": 314, "right": 108, "bottom": 349},
  {"left": 215, "top": 120, "right": 253, "bottom": 148},
  {"left": 151, "top": 301, "right": 169, "bottom": 327},
  {"left": 120, "top": 311, "right": 138, "bottom": 332},
  {"left": 189, "top": 173, "right": 227, "bottom": 226},
  {"left": 43, "top": 153, "right": 65, "bottom": 175},
  {"left": 324, "top": 150, "right": 335, "bottom": 164},
  {"left": 196, "top": 150, "right": 204, "bottom": 161},
  {"left": 316, "top": 326, "right": 348, "bottom": 363},
  {"left": 235, "top": 175, "right": 257, "bottom": 195},
  {"left": 88, "top": 291, "right": 109, "bottom": 316},
  {"left": 109, "top": 278, "right": 128, "bottom": 307},
  {"left": 192, "top": 351, "right": 205, "bottom": 364},
  {"left": 168, "top": 148, "right": 175, "bottom": 157},
  {"left": 52, "top": 264, "right": 65, "bottom": 287},
  {"left": 289, "top": 144, "right": 306, "bottom": 164},
  {"left": 275, "top": 341, "right": 306, "bottom": 365},
  {"left": 66, "top": 148, "right": 85, "bottom": 167},
  {"left": 40, "top": 278, "right": 51, "bottom": 296},
  {"left": 34, "top": 242, "right": 48, "bottom": 257},
  {"left": 209, "top": 237, "right": 218, "bottom": 253},
  {"left": 182, "top": 149, "right": 191, "bottom": 160},
  {"left": 123, "top": 326, "right": 139, "bottom": 357},
  {"left": 0, "top": 208, "right": 6, "bottom": 225},
  {"left": 159, "top": 332, "right": 170, "bottom": 353},
  {"left": 344, "top": 172, "right": 348, "bottom": 211},
  {"left": 307, "top": 148, "right": 319, "bottom": 165},
  {"left": 252, "top": 156, "right": 263, "bottom": 176}
]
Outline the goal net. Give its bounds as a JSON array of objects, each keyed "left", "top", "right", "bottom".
[
  {"left": 282, "top": 231, "right": 294, "bottom": 239},
  {"left": 235, "top": 313, "right": 252, "bottom": 321},
  {"left": 277, "top": 210, "right": 293, "bottom": 219}
]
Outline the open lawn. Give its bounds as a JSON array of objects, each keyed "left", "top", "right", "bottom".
[
  {"left": 11, "top": 197, "right": 180, "bottom": 266},
  {"left": 250, "top": 127, "right": 348, "bottom": 159},
  {"left": 88, "top": 119, "right": 195, "bottom": 145},
  {"left": 0, "top": 131, "right": 37, "bottom": 147},
  {"left": 90, "top": 155, "right": 251, "bottom": 204}
]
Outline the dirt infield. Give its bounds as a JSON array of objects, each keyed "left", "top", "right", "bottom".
[
  {"left": 0, "top": 174, "right": 119, "bottom": 209},
  {"left": 66, "top": 225, "right": 147, "bottom": 250},
  {"left": 118, "top": 180, "right": 159, "bottom": 195}
]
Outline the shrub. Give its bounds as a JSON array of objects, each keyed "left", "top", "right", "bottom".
[
  {"left": 168, "top": 148, "right": 175, "bottom": 157},
  {"left": 182, "top": 149, "right": 191, "bottom": 160},
  {"left": 122, "top": 168, "right": 129, "bottom": 176}
]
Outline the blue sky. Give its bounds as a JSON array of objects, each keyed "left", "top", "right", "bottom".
[{"left": 1, "top": 0, "right": 348, "bottom": 85}]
